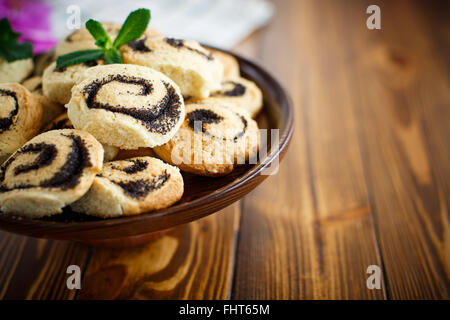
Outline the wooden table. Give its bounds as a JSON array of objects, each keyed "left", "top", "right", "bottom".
[{"left": 0, "top": 0, "right": 448, "bottom": 300}]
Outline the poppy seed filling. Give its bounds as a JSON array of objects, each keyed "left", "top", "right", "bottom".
[
  {"left": 128, "top": 38, "right": 151, "bottom": 52},
  {"left": 165, "top": 38, "right": 214, "bottom": 61},
  {"left": 0, "top": 89, "right": 19, "bottom": 133},
  {"left": 186, "top": 108, "right": 247, "bottom": 141},
  {"left": 0, "top": 134, "right": 92, "bottom": 191},
  {"left": 82, "top": 74, "right": 182, "bottom": 134},
  {"left": 113, "top": 171, "right": 169, "bottom": 199},
  {"left": 109, "top": 159, "right": 149, "bottom": 174}
]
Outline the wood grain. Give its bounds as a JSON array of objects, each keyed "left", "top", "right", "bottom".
[
  {"left": 78, "top": 204, "right": 240, "bottom": 299},
  {"left": 0, "top": 231, "right": 89, "bottom": 300},
  {"left": 347, "top": 0, "right": 449, "bottom": 299},
  {"left": 233, "top": 0, "right": 385, "bottom": 299}
]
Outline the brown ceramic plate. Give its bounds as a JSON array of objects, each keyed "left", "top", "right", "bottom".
[{"left": 0, "top": 48, "right": 294, "bottom": 247}]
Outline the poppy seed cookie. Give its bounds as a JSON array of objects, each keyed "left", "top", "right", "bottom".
[
  {"left": 42, "top": 59, "right": 105, "bottom": 105},
  {"left": 188, "top": 77, "right": 263, "bottom": 118},
  {"left": 209, "top": 49, "right": 240, "bottom": 80},
  {"left": 0, "top": 129, "right": 103, "bottom": 218},
  {"left": 45, "top": 113, "right": 119, "bottom": 161},
  {"left": 22, "top": 76, "right": 65, "bottom": 127},
  {"left": 0, "top": 57, "right": 33, "bottom": 83},
  {"left": 67, "top": 64, "right": 185, "bottom": 149},
  {"left": 0, "top": 83, "right": 43, "bottom": 161},
  {"left": 154, "top": 101, "right": 259, "bottom": 176},
  {"left": 121, "top": 37, "right": 223, "bottom": 98},
  {"left": 71, "top": 156, "right": 183, "bottom": 218}
]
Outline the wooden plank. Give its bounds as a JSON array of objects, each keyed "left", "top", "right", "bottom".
[
  {"left": 0, "top": 231, "right": 90, "bottom": 300},
  {"left": 232, "top": 0, "right": 385, "bottom": 299},
  {"left": 346, "top": 0, "right": 450, "bottom": 298},
  {"left": 78, "top": 203, "right": 240, "bottom": 300}
]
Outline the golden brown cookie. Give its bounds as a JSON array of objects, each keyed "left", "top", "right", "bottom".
[
  {"left": 22, "top": 76, "right": 65, "bottom": 127},
  {"left": 42, "top": 59, "right": 105, "bottom": 105},
  {"left": 0, "top": 57, "right": 33, "bottom": 83},
  {"left": 67, "top": 64, "right": 185, "bottom": 149},
  {"left": 209, "top": 49, "right": 240, "bottom": 79},
  {"left": 188, "top": 77, "right": 263, "bottom": 118},
  {"left": 0, "top": 83, "right": 43, "bottom": 160},
  {"left": 121, "top": 37, "right": 223, "bottom": 98},
  {"left": 0, "top": 129, "right": 103, "bottom": 218},
  {"left": 71, "top": 156, "right": 183, "bottom": 218},
  {"left": 45, "top": 113, "right": 119, "bottom": 161},
  {"left": 154, "top": 101, "right": 259, "bottom": 176}
]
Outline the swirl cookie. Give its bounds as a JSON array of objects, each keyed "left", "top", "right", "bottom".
[
  {"left": 45, "top": 113, "right": 119, "bottom": 161},
  {"left": 189, "top": 77, "right": 263, "bottom": 118},
  {"left": 0, "top": 57, "right": 33, "bottom": 83},
  {"left": 154, "top": 101, "right": 259, "bottom": 176},
  {"left": 209, "top": 49, "right": 240, "bottom": 80},
  {"left": 22, "top": 76, "right": 65, "bottom": 128},
  {"left": 67, "top": 64, "right": 185, "bottom": 149},
  {"left": 0, "top": 129, "right": 103, "bottom": 218},
  {"left": 42, "top": 59, "right": 105, "bottom": 105},
  {"left": 56, "top": 23, "right": 162, "bottom": 56},
  {"left": 121, "top": 37, "right": 223, "bottom": 98},
  {"left": 71, "top": 156, "right": 183, "bottom": 218},
  {"left": 0, "top": 83, "right": 43, "bottom": 161}
]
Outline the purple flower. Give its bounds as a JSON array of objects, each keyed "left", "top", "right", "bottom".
[{"left": 0, "top": 0, "right": 57, "bottom": 54}]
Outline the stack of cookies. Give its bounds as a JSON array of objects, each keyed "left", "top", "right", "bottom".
[{"left": 0, "top": 22, "right": 263, "bottom": 219}]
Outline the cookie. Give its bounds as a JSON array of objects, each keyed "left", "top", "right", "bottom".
[
  {"left": 45, "top": 113, "right": 119, "bottom": 161},
  {"left": 209, "top": 49, "right": 240, "bottom": 79},
  {"left": 154, "top": 101, "right": 259, "bottom": 176},
  {"left": 33, "top": 51, "right": 56, "bottom": 76},
  {"left": 42, "top": 59, "right": 105, "bottom": 105},
  {"left": 56, "top": 23, "right": 162, "bottom": 56},
  {"left": 71, "top": 156, "right": 183, "bottom": 218},
  {"left": 0, "top": 129, "right": 103, "bottom": 218},
  {"left": 121, "top": 37, "right": 223, "bottom": 98},
  {"left": 22, "top": 76, "right": 65, "bottom": 127},
  {"left": 0, "top": 83, "right": 43, "bottom": 160},
  {"left": 188, "top": 77, "right": 263, "bottom": 118},
  {"left": 67, "top": 64, "right": 185, "bottom": 149},
  {"left": 0, "top": 57, "right": 33, "bottom": 83}
]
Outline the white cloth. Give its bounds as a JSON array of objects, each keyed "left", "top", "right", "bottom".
[{"left": 46, "top": 0, "right": 274, "bottom": 49}]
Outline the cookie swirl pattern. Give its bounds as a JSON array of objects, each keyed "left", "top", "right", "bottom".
[
  {"left": 67, "top": 64, "right": 185, "bottom": 149},
  {"left": 71, "top": 156, "right": 184, "bottom": 218},
  {"left": 154, "top": 101, "right": 259, "bottom": 177},
  {"left": 0, "top": 129, "right": 103, "bottom": 217}
]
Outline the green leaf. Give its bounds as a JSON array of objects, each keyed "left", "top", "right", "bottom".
[
  {"left": 1, "top": 42, "right": 33, "bottom": 62},
  {"left": 0, "top": 18, "right": 21, "bottom": 43},
  {"left": 112, "top": 8, "right": 150, "bottom": 49},
  {"left": 86, "top": 19, "right": 111, "bottom": 49},
  {"left": 104, "top": 48, "right": 122, "bottom": 64},
  {"left": 56, "top": 49, "right": 104, "bottom": 68}
]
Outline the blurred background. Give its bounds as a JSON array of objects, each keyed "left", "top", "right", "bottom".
[{"left": 0, "top": 0, "right": 275, "bottom": 53}]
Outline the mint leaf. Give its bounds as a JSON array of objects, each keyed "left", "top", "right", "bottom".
[
  {"left": 0, "top": 18, "right": 20, "bottom": 43},
  {"left": 104, "top": 48, "right": 122, "bottom": 64},
  {"left": 56, "top": 49, "right": 104, "bottom": 68},
  {"left": 0, "top": 18, "right": 33, "bottom": 62},
  {"left": 112, "top": 8, "right": 150, "bottom": 49},
  {"left": 86, "top": 19, "right": 111, "bottom": 49},
  {"left": 1, "top": 42, "right": 33, "bottom": 62}
]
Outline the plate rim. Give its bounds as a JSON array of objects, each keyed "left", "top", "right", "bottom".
[{"left": 0, "top": 48, "right": 295, "bottom": 238}]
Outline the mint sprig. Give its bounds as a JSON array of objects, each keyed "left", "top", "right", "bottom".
[
  {"left": 56, "top": 8, "right": 150, "bottom": 68},
  {"left": 0, "top": 18, "right": 33, "bottom": 62}
]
